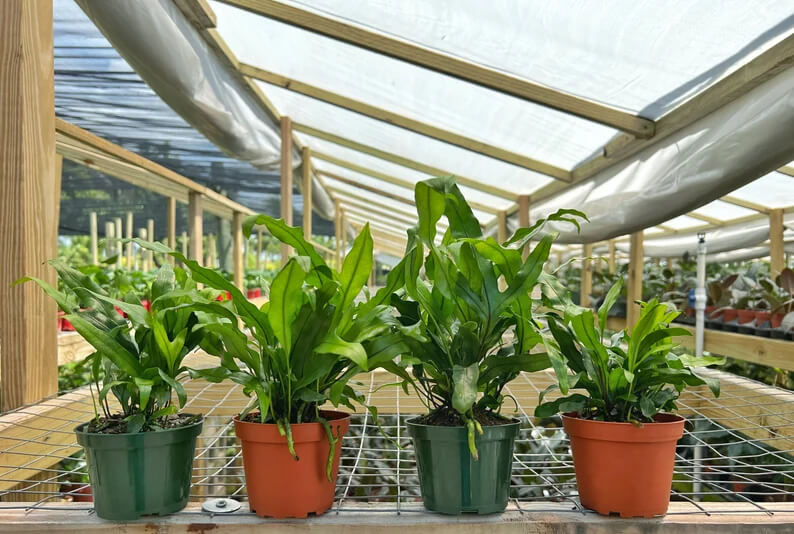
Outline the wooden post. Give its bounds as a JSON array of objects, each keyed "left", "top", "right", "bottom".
[
  {"left": 137, "top": 228, "right": 147, "bottom": 270},
  {"left": 627, "top": 232, "right": 644, "bottom": 327},
  {"left": 125, "top": 211, "right": 133, "bottom": 269},
  {"left": 667, "top": 257, "right": 675, "bottom": 268},
  {"left": 233, "top": 212, "right": 244, "bottom": 291},
  {"left": 256, "top": 230, "right": 262, "bottom": 270},
  {"left": 497, "top": 211, "right": 508, "bottom": 289},
  {"left": 770, "top": 209, "right": 784, "bottom": 278},
  {"left": 518, "top": 195, "right": 530, "bottom": 259},
  {"left": 89, "top": 212, "right": 98, "bottom": 265},
  {"left": 280, "top": 116, "right": 293, "bottom": 265},
  {"left": 188, "top": 192, "right": 203, "bottom": 265},
  {"left": 340, "top": 209, "right": 347, "bottom": 264},
  {"left": 302, "top": 147, "right": 312, "bottom": 240},
  {"left": 243, "top": 234, "right": 249, "bottom": 270},
  {"left": 114, "top": 217, "right": 122, "bottom": 268},
  {"left": 608, "top": 240, "right": 616, "bottom": 274},
  {"left": 166, "top": 196, "right": 176, "bottom": 263},
  {"left": 206, "top": 234, "right": 215, "bottom": 267},
  {"left": 181, "top": 231, "right": 188, "bottom": 257},
  {"left": 147, "top": 218, "right": 155, "bottom": 269},
  {"left": 334, "top": 199, "right": 342, "bottom": 269},
  {"left": 0, "top": 0, "right": 58, "bottom": 410},
  {"left": 104, "top": 221, "right": 115, "bottom": 258},
  {"left": 581, "top": 243, "right": 593, "bottom": 308}
]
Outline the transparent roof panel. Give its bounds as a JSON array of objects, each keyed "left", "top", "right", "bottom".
[
  {"left": 730, "top": 171, "right": 794, "bottom": 209},
  {"left": 283, "top": 0, "right": 794, "bottom": 118},
  {"left": 211, "top": 1, "right": 618, "bottom": 170},
  {"left": 661, "top": 215, "right": 704, "bottom": 230},
  {"left": 692, "top": 199, "right": 756, "bottom": 220}
]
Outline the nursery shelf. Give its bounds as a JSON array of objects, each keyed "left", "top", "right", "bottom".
[{"left": 0, "top": 351, "right": 793, "bottom": 531}]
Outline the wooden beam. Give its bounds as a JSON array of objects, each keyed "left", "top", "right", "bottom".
[
  {"left": 125, "top": 211, "right": 133, "bottom": 269},
  {"left": 232, "top": 212, "right": 244, "bottom": 290},
  {"left": 770, "top": 208, "right": 784, "bottom": 278},
  {"left": 0, "top": 0, "right": 59, "bottom": 410},
  {"left": 239, "top": 69, "right": 571, "bottom": 184},
  {"left": 720, "top": 195, "right": 770, "bottom": 214},
  {"left": 581, "top": 244, "right": 593, "bottom": 308},
  {"left": 627, "top": 232, "right": 643, "bottom": 327},
  {"left": 104, "top": 221, "right": 114, "bottom": 258},
  {"left": 89, "top": 212, "right": 98, "bottom": 265},
  {"left": 779, "top": 165, "right": 794, "bottom": 178},
  {"left": 528, "top": 32, "right": 794, "bottom": 205},
  {"left": 224, "top": 1, "right": 654, "bottom": 137},
  {"left": 687, "top": 212, "right": 723, "bottom": 225},
  {"left": 315, "top": 160, "right": 500, "bottom": 214},
  {"left": 280, "top": 116, "right": 293, "bottom": 265},
  {"left": 518, "top": 194, "right": 530, "bottom": 259},
  {"left": 173, "top": 0, "right": 217, "bottom": 29},
  {"left": 167, "top": 196, "right": 177, "bottom": 250},
  {"left": 294, "top": 122, "right": 544, "bottom": 198},
  {"left": 188, "top": 192, "right": 203, "bottom": 265},
  {"left": 302, "top": 146, "right": 312, "bottom": 240},
  {"left": 147, "top": 218, "right": 155, "bottom": 267},
  {"left": 334, "top": 189, "right": 418, "bottom": 220},
  {"left": 114, "top": 217, "right": 122, "bottom": 268},
  {"left": 608, "top": 239, "right": 616, "bottom": 274},
  {"left": 497, "top": 211, "right": 507, "bottom": 243}
]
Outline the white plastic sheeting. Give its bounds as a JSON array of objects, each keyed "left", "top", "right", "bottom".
[
  {"left": 76, "top": 0, "right": 336, "bottom": 219},
  {"left": 707, "top": 243, "right": 794, "bottom": 264}
]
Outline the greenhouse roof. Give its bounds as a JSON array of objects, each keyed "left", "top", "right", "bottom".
[{"left": 65, "top": 0, "right": 794, "bottom": 255}]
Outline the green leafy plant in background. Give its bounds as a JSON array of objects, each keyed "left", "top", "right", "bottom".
[
  {"left": 20, "top": 261, "right": 208, "bottom": 433},
  {"left": 388, "top": 176, "right": 587, "bottom": 457},
  {"left": 536, "top": 279, "right": 723, "bottom": 422},
  {"left": 135, "top": 218, "right": 406, "bottom": 478}
]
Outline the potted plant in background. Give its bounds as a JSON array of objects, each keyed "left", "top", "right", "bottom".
[
  {"left": 535, "top": 279, "right": 723, "bottom": 517},
  {"left": 20, "top": 261, "right": 206, "bottom": 520},
  {"left": 138, "top": 218, "right": 407, "bottom": 518},
  {"left": 389, "top": 177, "right": 585, "bottom": 515}
]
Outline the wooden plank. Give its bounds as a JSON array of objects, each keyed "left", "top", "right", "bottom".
[
  {"left": 770, "top": 209, "right": 784, "bottom": 278},
  {"left": 529, "top": 33, "right": 794, "bottom": 205},
  {"left": 124, "top": 212, "right": 133, "bottom": 269},
  {"left": 497, "top": 211, "right": 507, "bottom": 243},
  {"left": 223, "top": 1, "right": 655, "bottom": 137},
  {"left": 0, "top": 0, "right": 58, "bottom": 410},
  {"left": 167, "top": 196, "right": 177, "bottom": 250},
  {"left": 779, "top": 165, "right": 794, "bottom": 178},
  {"left": 232, "top": 212, "right": 244, "bottom": 290},
  {"left": 173, "top": 0, "right": 217, "bottom": 29},
  {"left": 302, "top": 147, "right": 312, "bottom": 240},
  {"left": 688, "top": 212, "right": 723, "bottom": 225},
  {"left": 147, "top": 218, "right": 155, "bottom": 267},
  {"left": 315, "top": 159, "right": 500, "bottom": 214},
  {"left": 608, "top": 239, "right": 616, "bottom": 274},
  {"left": 720, "top": 195, "right": 770, "bottom": 214},
  {"left": 518, "top": 194, "right": 530, "bottom": 259},
  {"left": 238, "top": 74, "right": 572, "bottom": 184},
  {"left": 581, "top": 244, "right": 593, "bottom": 307},
  {"left": 188, "top": 192, "right": 203, "bottom": 265},
  {"left": 280, "top": 116, "right": 294, "bottom": 265},
  {"left": 113, "top": 217, "right": 122, "bottom": 268},
  {"left": 88, "top": 212, "right": 98, "bottom": 265},
  {"left": 627, "top": 232, "right": 643, "bottom": 326},
  {"left": 293, "top": 122, "right": 543, "bottom": 198}
]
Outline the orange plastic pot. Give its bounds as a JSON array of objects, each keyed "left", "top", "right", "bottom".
[
  {"left": 234, "top": 410, "right": 350, "bottom": 518},
  {"left": 562, "top": 413, "right": 684, "bottom": 518},
  {"left": 736, "top": 309, "right": 755, "bottom": 325}
]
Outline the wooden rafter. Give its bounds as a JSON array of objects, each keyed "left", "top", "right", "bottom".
[
  {"left": 294, "top": 123, "right": 535, "bottom": 199},
  {"left": 242, "top": 64, "right": 570, "bottom": 184},
  {"left": 219, "top": 0, "right": 655, "bottom": 137},
  {"left": 778, "top": 165, "right": 794, "bottom": 178},
  {"left": 686, "top": 212, "right": 724, "bottom": 225},
  {"left": 719, "top": 196, "right": 770, "bottom": 214}
]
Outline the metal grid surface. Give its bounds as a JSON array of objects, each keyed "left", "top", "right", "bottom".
[{"left": 1, "top": 368, "right": 794, "bottom": 518}]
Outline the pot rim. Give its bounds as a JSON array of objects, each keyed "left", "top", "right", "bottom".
[
  {"left": 233, "top": 409, "right": 350, "bottom": 427},
  {"left": 405, "top": 415, "right": 521, "bottom": 429},
  {"left": 74, "top": 413, "right": 204, "bottom": 437},
  {"left": 561, "top": 412, "right": 684, "bottom": 426}
]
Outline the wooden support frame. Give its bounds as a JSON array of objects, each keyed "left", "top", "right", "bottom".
[
  {"left": 770, "top": 208, "right": 785, "bottom": 278},
  {"left": 779, "top": 165, "right": 794, "bottom": 178},
  {"left": 232, "top": 212, "right": 244, "bottom": 290},
  {"left": 0, "top": 0, "right": 58, "bottom": 411},
  {"left": 240, "top": 66, "right": 570, "bottom": 184},
  {"left": 721, "top": 195, "right": 770, "bottom": 214},
  {"left": 627, "top": 232, "right": 643, "bottom": 326},
  {"left": 147, "top": 218, "right": 155, "bottom": 266},
  {"left": 608, "top": 239, "right": 616, "bottom": 274},
  {"left": 167, "top": 196, "right": 177, "bottom": 250},
  {"left": 188, "top": 192, "right": 203, "bottom": 265},
  {"left": 280, "top": 116, "right": 294, "bottom": 265},
  {"left": 518, "top": 194, "right": 530, "bottom": 259},
  {"left": 89, "top": 212, "right": 98, "bottom": 265},
  {"left": 301, "top": 147, "right": 312, "bottom": 240},
  {"left": 125, "top": 211, "right": 133, "bottom": 269},
  {"left": 222, "top": 0, "right": 655, "bottom": 137},
  {"left": 581, "top": 244, "right": 593, "bottom": 308}
]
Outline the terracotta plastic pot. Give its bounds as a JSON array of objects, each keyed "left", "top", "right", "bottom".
[
  {"left": 772, "top": 313, "right": 785, "bottom": 328},
  {"left": 234, "top": 410, "right": 350, "bottom": 518},
  {"left": 246, "top": 288, "right": 261, "bottom": 299},
  {"left": 722, "top": 308, "right": 738, "bottom": 323},
  {"left": 755, "top": 311, "right": 771, "bottom": 324},
  {"left": 736, "top": 309, "right": 755, "bottom": 325},
  {"left": 562, "top": 413, "right": 684, "bottom": 518}
]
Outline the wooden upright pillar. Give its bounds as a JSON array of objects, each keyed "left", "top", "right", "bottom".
[
  {"left": 581, "top": 243, "right": 593, "bottom": 308},
  {"left": 188, "top": 192, "right": 203, "bottom": 265},
  {"left": 181, "top": 231, "right": 188, "bottom": 257},
  {"left": 518, "top": 194, "right": 530, "bottom": 259},
  {"left": 233, "top": 212, "right": 244, "bottom": 291},
  {"left": 302, "top": 147, "right": 312, "bottom": 240},
  {"left": 125, "top": 211, "right": 133, "bottom": 269},
  {"left": 334, "top": 199, "right": 342, "bottom": 268},
  {"left": 608, "top": 240, "right": 616, "bottom": 274},
  {"left": 280, "top": 116, "right": 293, "bottom": 265},
  {"left": 114, "top": 217, "right": 122, "bottom": 268},
  {"left": 105, "top": 221, "right": 115, "bottom": 258},
  {"left": 0, "top": 0, "right": 58, "bottom": 410},
  {"left": 166, "top": 196, "right": 176, "bottom": 262},
  {"left": 770, "top": 209, "right": 784, "bottom": 279},
  {"left": 627, "top": 232, "right": 644, "bottom": 327},
  {"left": 89, "top": 212, "right": 98, "bottom": 265},
  {"left": 497, "top": 211, "right": 507, "bottom": 243},
  {"left": 147, "top": 218, "right": 155, "bottom": 268},
  {"left": 340, "top": 209, "right": 347, "bottom": 263}
]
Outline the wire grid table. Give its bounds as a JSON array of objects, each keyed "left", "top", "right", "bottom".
[{"left": 1, "top": 367, "right": 794, "bottom": 519}]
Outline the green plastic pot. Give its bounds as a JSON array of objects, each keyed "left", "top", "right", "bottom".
[
  {"left": 407, "top": 417, "right": 519, "bottom": 514},
  {"left": 74, "top": 416, "right": 203, "bottom": 521}
]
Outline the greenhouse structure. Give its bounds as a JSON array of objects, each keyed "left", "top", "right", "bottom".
[{"left": 2, "top": 0, "right": 794, "bottom": 531}]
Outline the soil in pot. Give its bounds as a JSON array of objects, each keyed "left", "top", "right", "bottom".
[
  {"left": 562, "top": 413, "right": 684, "bottom": 518},
  {"left": 234, "top": 410, "right": 350, "bottom": 519},
  {"left": 407, "top": 407, "right": 519, "bottom": 515},
  {"left": 75, "top": 414, "right": 203, "bottom": 520}
]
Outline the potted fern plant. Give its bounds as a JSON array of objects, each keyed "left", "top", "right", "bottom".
[
  {"left": 137, "top": 218, "right": 406, "bottom": 518},
  {"left": 388, "top": 176, "right": 585, "bottom": 514},
  {"left": 535, "top": 279, "right": 723, "bottom": 517},
  {"left": 20, "top": 261, "right": 206, "bottom": 520}
]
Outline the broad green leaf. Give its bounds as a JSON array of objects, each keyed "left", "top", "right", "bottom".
[
  {"left": 415, "top": 180, "right": 446, "bottom": 243},
  {"left": 64, "top": 314, "right": 143, "bottom": 377},
  {"left": 451, "top": 363, "right": 479, "bottom": 415},
  {"left": 316, "top": 333, "right": 369, "bottom": 371},
  {"left": 337, "top": 224, "right": 374, "bottom": 317},
  {"left": 269, "top": 257, "right": 309, "bottom": 357}
]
